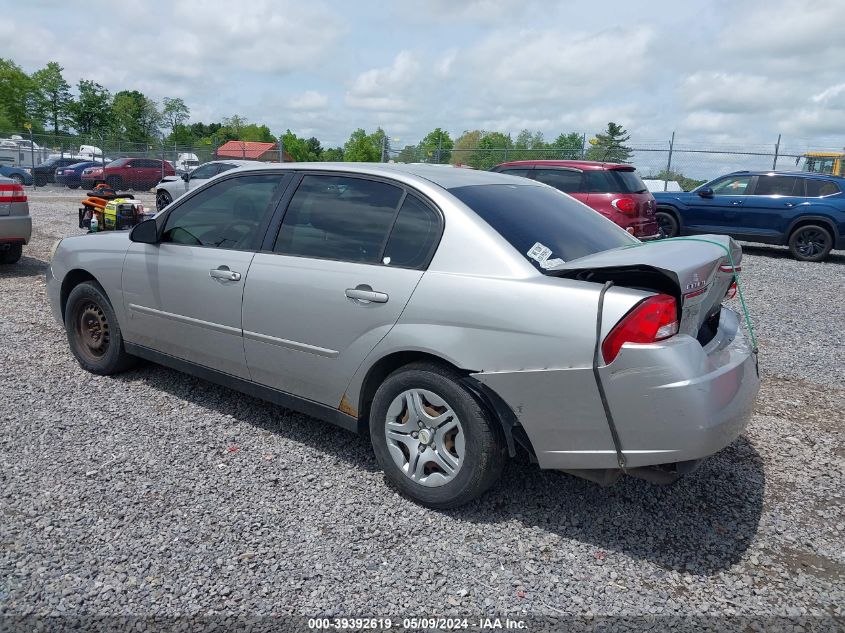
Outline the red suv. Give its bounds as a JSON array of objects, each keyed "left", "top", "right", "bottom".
[
  {"left": 81, "top": 158, "right": 175, "bottom": 191},
  {"left": 491, "top": 160, "right": 660, "bottom": 239}
]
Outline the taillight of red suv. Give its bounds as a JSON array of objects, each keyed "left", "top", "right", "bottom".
[{"left": 610, "top": 197, "right": 637, "bottom": 214}]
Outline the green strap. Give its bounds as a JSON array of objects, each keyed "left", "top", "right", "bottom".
[{"left": 622, "top": 237, "right": 758, "bottom": 352}]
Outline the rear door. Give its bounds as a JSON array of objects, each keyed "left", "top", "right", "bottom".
[
  {"left": 121, "top": 172, "right": 288, "bottom": 377},
  {"left": 685, "top": 174, "right": 754, "bottom": 233},
  {"left": 242, "top": 173, "right": 441, "bottom": 406},
  {"left": 740, "top": 174, "right": 804, "bottom": 241}
]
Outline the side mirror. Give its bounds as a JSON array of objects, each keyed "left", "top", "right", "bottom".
[
  {"left": 697, "top": 186, "right": 714, "bottom": 198},
  {"left": 181, "top": 172, "right": 190, "bottom": 182},
  {"left": 129, "top": 218, "right": 159, "bottom": 244}
]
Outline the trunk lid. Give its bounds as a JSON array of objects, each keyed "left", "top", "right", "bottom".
[{"left": 548, "top": 235, "right": 742, "bottom": 339}]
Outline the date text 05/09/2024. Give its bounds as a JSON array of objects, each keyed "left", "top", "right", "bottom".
[{"left": 307, "top": 617, "right": 528, "bottom": 630}]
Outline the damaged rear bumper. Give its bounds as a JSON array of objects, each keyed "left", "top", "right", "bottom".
[{"left": 471, "top": 308, "right": 759, "bottom": 474}]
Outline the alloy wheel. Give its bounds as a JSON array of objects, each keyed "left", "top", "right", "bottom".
[
  {"left": 794, "top": 228, "right": 830, "bottom": 259},
  {"left": 384, "top": 388, "right": 465, "bottom": 487}
]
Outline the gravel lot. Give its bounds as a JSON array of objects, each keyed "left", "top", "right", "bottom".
[{"left": 1, "top": 186, "right": 843, "bottom": 625}]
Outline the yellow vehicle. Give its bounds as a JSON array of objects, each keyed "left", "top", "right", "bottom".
[{"left": 802, "top": 151, "right": 845, "bottom": 177}]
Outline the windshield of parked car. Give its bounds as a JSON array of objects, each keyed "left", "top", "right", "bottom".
[
  {"left": 106, "top": 158, "right": 129, "bottom": 168},
  {"left": 450, "top": 183, "right": 637, "bottom": 270}
]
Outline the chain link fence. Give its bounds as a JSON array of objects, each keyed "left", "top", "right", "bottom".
[{"left": 2, "top": 129, "right": 839, "bottom": 192}]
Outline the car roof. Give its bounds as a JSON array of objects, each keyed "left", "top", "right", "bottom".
[
  {"left": 725, "top": 170, "right": 845, "bottom": 182},
  {"left": 226, "top": 161, "right": 539, "bottom": 190},
  {"left": 494, "top": 159, "right": 636, "bottom": 171}
]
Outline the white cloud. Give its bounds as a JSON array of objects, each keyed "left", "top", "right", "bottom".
[
  {"left": 680, "top": 72, "right": 795, "bottom": 114},
  {"left": 345, "top": 51, "right": 421, "bottom": 111},
  {"left": 288, "top": 91, "right": 329, "bottom": 110}
]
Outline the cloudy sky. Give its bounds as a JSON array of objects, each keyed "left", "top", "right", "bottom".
[{"left": 4, "top": 0, "right": 845, "bottom": 151}]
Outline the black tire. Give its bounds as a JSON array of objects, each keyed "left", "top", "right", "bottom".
[
  {"left": 9, "top": 173, "right": 24, "bottom": 185},
  {"left": 67, "top": 184, "right": 80, "bottom": 190},
  {"left": 155, "top": 189, "right": 173, "bottom": 211},
  {"left": 656, "top": 209, "right": 680, "bottom": 238},
  {"left": 105, "top": 176, "right": 122, "bottom": 190},
  {"left": 788, "top": 224, "right": 833, "bottom": 262},
  {"left": 0, "top": 244, "right": 22, "bottom": 265},
  {"left": 64, "top": 281, "right": 137, "bottom": 375},
  {"left": 369, "top": 362, "right": 507, "bottom": 509},
  {"left": 34, "top": 174, "right": 48, "bottom": 187}
]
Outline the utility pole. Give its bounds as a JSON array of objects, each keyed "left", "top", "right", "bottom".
[
  {"left": 381, "top": 134, "right": 388, "bottom": 162},
  {"left": 24, "top": 123, "right": 35, "bottom": 188},
  {"left": 664, "top": 131, "right": 675, "bottom": 192},
  {"left": 773, "top": 133, "right": 781, "bottom": 170},
  {"left": 279, "top": 135, "right": 285, "bottom": 163}
]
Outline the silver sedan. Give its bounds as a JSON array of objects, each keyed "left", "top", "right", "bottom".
[{"left": 47, "top": 163, "right": 760, "bottom": 508}]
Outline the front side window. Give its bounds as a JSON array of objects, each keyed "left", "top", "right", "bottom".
[
  {"left": 534, "top": 169, "right": 582, "bottom": 193},
  {"left": 753, "top": 176, "right": 802, "bottom": 196},
  {"left": 189, "top": 163, "right": 219, "bottom": 180},
  {"left": 273, "top": 175, "right": 403, "bottom": 263},
  {"left": 162, "top": 174, "right": 283, "bottom": 249},
  {"left": 710, "top": 176, "right": 753, "bottom": 195}
]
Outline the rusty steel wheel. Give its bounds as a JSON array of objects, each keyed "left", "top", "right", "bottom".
[{"left": 74, "top": 301, "right": 111, "bottom": 362}]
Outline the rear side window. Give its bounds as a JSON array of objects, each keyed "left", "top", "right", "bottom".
[
  {"left": 585, "top": 169, "right": 647, "bottom": 193},
  {"left": 450, "top": 183, "right": 636, "bottom": 269},
  {"left": 754, "top": 176, "right": 802, "bottom": 196},
  {"left": 274, "top": 175, "right": 403, "bottom": 263},
  {"left": 534, "top": 169, "right": 582, "bottom": 193},
  {"left": 806, "top": 179, "right": 841, "bottom": 197},
  {"left": 383, "top": 195, "right": 441, "bottom": 269}
]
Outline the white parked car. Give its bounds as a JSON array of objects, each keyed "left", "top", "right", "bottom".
[{"left": 154, "top": 160, "right": 257, "bottom": 210}]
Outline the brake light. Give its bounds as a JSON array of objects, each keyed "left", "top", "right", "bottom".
[
  {"left": 719, "top": 264, "right": 741, "bottom": 273},
  {"left": 602, "top": 294, "right": 679, "bottom": 363},
  {"left": 611, "top": 197, "right": 637, "bottom": 214},
  {"left": 0, "top": 183, "right": 27, "bottom": 203}
]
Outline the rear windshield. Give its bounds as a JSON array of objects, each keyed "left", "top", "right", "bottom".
[
  {"left": 586, "top": 168, "right": 648, "bottom": 193},
  {"left": 450, "top": 183, "right": 637, "bottom": 269}
]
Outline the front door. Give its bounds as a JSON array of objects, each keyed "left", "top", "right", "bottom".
[
  {"left": 242, "top": 174, "right": 442, "bottom": 407},
  {"left": 121, "top": 172, "right": 287, "bottom": 378},
  {"left": 685, "top": 174, "right": 754, "bottom": 233}
]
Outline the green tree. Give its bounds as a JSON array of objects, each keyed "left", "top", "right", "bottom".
[
  {"left": 343, "top": 128, "right": 382, "bottom": 162},
  {"left": 511, "top": 129, "right": 546, "bottom": 161},
  {"left": 304, "top": 137, "right": 323, "bottom": 161},
  {"left": 396, "top": 144, "right": 419, "bottom": 163},
  {"left": 468, "top": 131, "right": 512, "bottom": 170},
  {"left": 69, "top": 80, "right": 111, "bottom": 135},
  {"left": 551, "top": 132, "right": 584, "bottom": 159},
  {"left": 161, "top": 97, "right": 190, "bottom": 141},
  {"left": 30, "top": 62, "right": 72, "bottom": 135},
  {"left": 322, "top": 146, "right": 344, "bottom": 161},
  {"left": 240, "top": 123, "right": 275, "bottom": 142},
  {"left": 0, "top": 58, "right": 34, "bottom": 133},
  {"left": 112, "top": 90, "right": 161, "bottom": 144},
  {"left": 280, "top": 129, "right": 323, "bottom": 161},
  {"left": 450, "top": 129, "right": 482, "bottom": 165},
  {"left": 585, "top": 122, "right": 632, "bottom": 163},
  {"left": 221, "top": 115, "right": 247, "bottom": 137},
  {"left": 645, "top": 169, "right": 707, "bottom": 192},
  {"left": 419, "top": 128, "right": 453, "bottom": 163}
]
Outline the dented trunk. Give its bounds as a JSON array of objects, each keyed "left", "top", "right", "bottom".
[{"left": 548, "top": 235, "right": 742, "bottom": 343}]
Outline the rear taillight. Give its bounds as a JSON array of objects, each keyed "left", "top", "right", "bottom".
[
  {"left": 602, "top": 294, "right": 679, "bottom": 363},
  {"left": 725, "top": 281, "right": 737, "bottom": 300},
  {"left": 0, "top": 183, "right": 27, "bottom": 203},
  {"left": 611, "top": 197, "right": 637, "bottom": 214},
  {"left": 719, "top": 264, "right": 741, "bottom": 273}
]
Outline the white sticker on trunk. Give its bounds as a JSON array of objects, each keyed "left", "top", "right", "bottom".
[{"left": 527, "top": 242, "right": 553, "bottom": 264}]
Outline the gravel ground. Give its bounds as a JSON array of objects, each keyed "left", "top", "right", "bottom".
[{"left": 1, "top": 187, "right": 843, "bottom": 626}]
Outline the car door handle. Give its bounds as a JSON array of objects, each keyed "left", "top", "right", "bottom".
[
  {"left": 784, "top": 202, "right": 795, "bottom": 207},
  {"left": 346, "top": 285, "right": 388, "bottom": 303},
  {"left": 730, "top": 200, "right": 743, "bottom": 206},
  {"left": 210, "top": 267, "right": 241, "bottom": 281}
]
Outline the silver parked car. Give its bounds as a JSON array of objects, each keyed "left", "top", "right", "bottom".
[
  {"left": 47, "top": 163, "right": 760, "bottom": 508},
  {"left": 154, "top": 159, "right": 257, "bottom": 211},
  {"left": 0, "top": 175, "right": 32, "bottom": 264}
]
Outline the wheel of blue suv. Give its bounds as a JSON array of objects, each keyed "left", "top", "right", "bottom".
[
  {"left": 656, "top": 210, "right": 679, "bottom": 238},
  {"left": 788, "top": 224, "right": 833, "bottom": 262},
  {"left": 65, "top": 281, "right": 137, "bottom": 375},
  {"left": 369, "top": 362, "right": 507, "bottom": 509}
]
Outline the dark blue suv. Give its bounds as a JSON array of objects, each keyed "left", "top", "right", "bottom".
[{"left": 653, "top": 171, "right": 845, "bottom": 261}]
